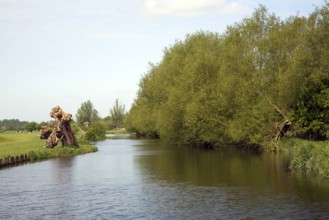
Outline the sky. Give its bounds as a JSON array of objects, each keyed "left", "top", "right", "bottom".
[{"left": 0, "top": 0, "right": 325, "bottom": 122}]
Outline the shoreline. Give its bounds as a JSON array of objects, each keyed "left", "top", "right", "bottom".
[
  {"left": 0, "top": 145, "right": 98, "bottom": 169},
  {"left": 0, "top": 131, "right": 98, "bottom": 169}
]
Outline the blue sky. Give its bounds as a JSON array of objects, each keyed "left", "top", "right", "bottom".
[{"left": 0, "top": 0, "right": 324, "bottom": 122}]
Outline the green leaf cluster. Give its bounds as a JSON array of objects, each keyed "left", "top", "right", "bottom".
[
  {"left": 284, "top": 138, "right": 329, "bottom": 177},
  {"left": 0, "top": 119, "right": 28, "bottom": 131},
  {"left": 75, "top": 100, "right": 100, "bottom": 127},
  {"left": 126, "top": 4, "right": 329, "bottom": 150},
  {"left": 108, "top": 99, "right": 126, "bottom": 129},
  {"left": 84, "top": 122, "right": 107, "bottom": 142},
  {"left": 24, "top": 122, "right": 38, "bottom": 132}
]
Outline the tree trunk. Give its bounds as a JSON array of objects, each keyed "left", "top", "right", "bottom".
[
  {"left": 275, "top": 120, "right": 291, "bottom": 141},
  {"left": 39, "top": 106, "right": 79, "bottom": 148}
]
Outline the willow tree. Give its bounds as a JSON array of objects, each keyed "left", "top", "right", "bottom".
[
  {"left": 126, "top": 4, "right": 329, "bottom": 150},
  {"left": 219, "top": 6, "right": 300, "bottom": 145},
  {"left": 290, "top": 4, "right": 329, "bottom": 139},
  {"left": 39, "top": 106, "right": 79, "bottom": 148}
]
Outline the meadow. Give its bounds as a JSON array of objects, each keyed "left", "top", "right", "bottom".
[{"left": 0, "top": 131, "right": 97, "bottom": 162}]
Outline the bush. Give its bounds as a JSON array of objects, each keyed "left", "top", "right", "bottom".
[
  {"left": 283, "top": 138, "right": 329, "bottom": 177},
  {"left": 85, "top": 131, "right": 97, "bottom": 142},
  {"left": 84, "top": 122, "right": 106, "bottom": 142}
]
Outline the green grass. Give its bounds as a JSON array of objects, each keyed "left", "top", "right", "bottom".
[
  {"left": 279, "top": 138, "right": 329, "bottom": 177},
  {"left": 0, "top": 131, "right": 98, "bottom": 161},
  {"left": 106, "top": 128, "right": 129, "bottom": 134},
  {"left": 28, "top": 145, "right": 98, "bottom": 161},
  {"left": 0, "top": 131, "right": 43, "bottom": 158}
]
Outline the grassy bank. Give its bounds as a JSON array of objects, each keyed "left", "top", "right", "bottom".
[
  {"left": 106, "top": 128, "right": 129, "bottom": 134},
  {"left": 0, "top": 131, "right": 98, "bottom": 163},
  {"left": 279, "top": 138, "right": 329, "bottom": 177}
]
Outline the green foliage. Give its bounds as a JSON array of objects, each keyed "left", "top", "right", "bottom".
[
  {"left": 292, "top": 84, "right": 329, "bottom": 139},
  {"left": 76, "top": 100, "right": 100, "bottom": 127},
  {"left": 290, "top": 5, "right": 329, "bottom": 139},
  {"left": 109, "top": 99, "right": 126, "bottom": 129},
  {"left": 28, "top": 150, "right": 51, "bottom": 161},
  {"left": 0, "top": 119, "right": 28, "bottom": 131},
  {"left": 84, "top": 122, "right": 106, "bottom": 142},
  {"left": 126, "top": 4, "right": 329, "bottom": 150},
  {"left": 24, "top": 121, "right": 38, "bottom": 132},
  {"left": 281, "top": 138, "right": 329, "bottom": 177},
  {"left": 0, "top": 131, "right": 97, "bottom": 162},
  {"left": 106, "top": 129, "right": 128, "bottom": 134},
  {"left": 0, "top": 131, "right": 44, "bottom": 158},
  {"left": 28, "top": 145, "right": 98, "bottom": 162}
]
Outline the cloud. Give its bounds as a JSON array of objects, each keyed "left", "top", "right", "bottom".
[
  {"left": 142, "top": 0, "right": 252, "bottom": 17},
  {"left": 218, "top": 2, "right": 252, "bottom": 16}
]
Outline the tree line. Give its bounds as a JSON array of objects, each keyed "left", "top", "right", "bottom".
[
  {"left": 0, "top": 119, "right": 29, "bottom": 132},
  {"left": 75, "top": 99, "right": 126, "bottom": 141},
  {"left": 1, "top": 99, "right": 127, "bottom": 141},
  {"left": 125, "top": 4, "right": 329, "bottom": 150}
]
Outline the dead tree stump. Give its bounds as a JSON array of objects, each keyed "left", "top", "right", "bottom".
[{"left": 39, "top": 106, "right": 79, "bottom": 148}]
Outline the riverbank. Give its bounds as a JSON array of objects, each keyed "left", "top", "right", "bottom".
[
  {"left": 0, "top": 131, "right": 98, "bottom": 167},
  {"left": 106, "top": 128, "right": 129, "bottom": 134},
  {"left": 279, "top": 138, "right": 329, "bottom": 177},
  {"left": 2, "top": 136, "right": 329, "bottom": 219}
]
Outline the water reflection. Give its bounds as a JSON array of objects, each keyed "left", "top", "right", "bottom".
[
  {"left": 133, "top": 140, "right": 329, "bottom": 218},
  {"left": 51, "top": 158, "right": 74, "bottom": 185},
  {"left": 0, "top": 137, "right": 329, "bottom": 219},
  {"left": 135, "top": 142, "right": 292, "bottom": 189}
]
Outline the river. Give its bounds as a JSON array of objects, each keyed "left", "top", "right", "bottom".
[{"left": 1, "top": 134, "right": 329, "bottom": 219}]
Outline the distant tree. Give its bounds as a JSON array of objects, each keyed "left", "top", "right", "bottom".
[
  {"left": 24, "top": 122, "right": 38, "bottom": 132},
  {"left": 38, "top": 121, "right": 49, "bottom": 129},
  {"left": 109, "top": 99, "right": 126, "bottom": 129},
  {"left": 76, "top": 100, "right": 100, "bottom": 127},
  {"left": 0, "top": 119, "right": 28, "bottom": 131}
]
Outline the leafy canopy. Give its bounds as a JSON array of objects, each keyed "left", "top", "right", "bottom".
[
  {"left": 76, "top": 100, "right": 100, "bottom": 127},
  {"left": 125, "top": 4, "right": 329, "bottom": 150}
]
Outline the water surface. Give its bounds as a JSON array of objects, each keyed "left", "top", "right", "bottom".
[{"left": 1, "top": 135, "right": 329, "bottom": 219}]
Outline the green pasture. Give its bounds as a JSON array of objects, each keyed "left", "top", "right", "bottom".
[
  {"left": 0, "top": 131, "right": 42, "bottom": 158},
  {"left": 0, "top": 131, "right": 97, "bottom": 161}
]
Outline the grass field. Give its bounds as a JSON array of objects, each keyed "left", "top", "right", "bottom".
[
  {"left": 106, "top": 128, "right": 129, "bottom": 134},
  {"left": 0, "top": 131, "right": 98, "bottom": 161},
  {"left": 0, "top": 131, "right": 43, "bottom": 158}
]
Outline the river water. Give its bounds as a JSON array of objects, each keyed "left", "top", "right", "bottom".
[{"left": 1, "top": 135, "right": 329, "bottom": 219}]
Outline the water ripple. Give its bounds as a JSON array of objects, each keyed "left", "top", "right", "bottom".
[{"left": 1, "top": 139, "right": 329, "bottom": 219}]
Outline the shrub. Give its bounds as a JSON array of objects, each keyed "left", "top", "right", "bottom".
[
  {"left": 84, "top": 122, "right": 106, "bottom": 142},
  {"left": 288, "top": 139, "right": 329, "bottom": 177}
]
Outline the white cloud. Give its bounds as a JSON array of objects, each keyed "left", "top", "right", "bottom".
[
  {"left": 142, "top": 0, "right": 252, "bottom": 17},
  {"left": 143, "top": 0, "right": 223, "bottom": 16},
  {"left": 218, "top": 2, "right": 252, "bottom": 16}
]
